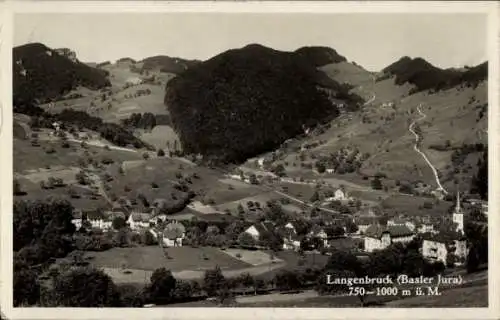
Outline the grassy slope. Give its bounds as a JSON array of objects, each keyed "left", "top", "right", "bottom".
[{"left": 278, "top": 61, "right": 486, "bottom": 193}]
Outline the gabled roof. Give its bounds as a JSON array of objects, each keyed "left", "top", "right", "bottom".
[
  {"left": 364, "top": 224, "right": 414, "bottom": 239},
  {"left": 251, "top": 221, "right": 275, "bottom": 235},
  {"left": 85, "top": 210, "right": 106, "bottom": 220}
]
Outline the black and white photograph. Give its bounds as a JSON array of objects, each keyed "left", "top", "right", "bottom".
[{"left": 1, "top": 1, "right": 498, "bottom": 319}]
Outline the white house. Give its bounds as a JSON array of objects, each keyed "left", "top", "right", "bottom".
[
  {"left": 333, "top": 188, "right": 349, "bottom": 201},
  {"left": 127, "top": 212, "right": 152, "bottom": 231},
  {"left": 363, "top": 224, "right": 415, "bottom": 253},
  {"left": 284, "top": 222, "right": 297, "bottom": 234},
  {"left": 71, "top": 210, "right": 83, "bottom": 230},
  {"left": 326, "top": 168, "right": 335, "bottom": 174},
  {"left": 417, "top": 223, "right": 437, "bottom": 234},
  {"left": 86, "top": 210, "right": 112, "bottom": 231},
  {"left": 452, "top": 192, "right": 465, "bottom": 234},
  {"left": 387, "top": 218, "right": 416, "bottom": 232},
  {"left": 244, "top": 222, "right": 275, "bottom": 241},
  {"left": 162, "top": 221, "right": 186, "bottom": 247}
]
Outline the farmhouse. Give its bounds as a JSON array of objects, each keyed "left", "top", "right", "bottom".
[
  {"left": 244, "top": 222, "right": 275, "bottom": 241},
  {"left": 86, "top": 210, "right": 112, "bottom": 231},
  {"left": 421, "top": 234, "right": 468, "bottom": 266},
  {"left": 363, "top": 224, "right": 415, "bottom": 253},
  {"left": 162, "top": 221, "right": 186, "bottom": 247},
  {"left": 127, "top": 212, "right": 152, "bottom": 230}
]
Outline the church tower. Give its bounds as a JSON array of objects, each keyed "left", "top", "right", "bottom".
[{"left": 452, "top": 191, "right": 464, "bottom": 234}]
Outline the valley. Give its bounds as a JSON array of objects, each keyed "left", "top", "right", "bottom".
[{"left": 12, "top": 41, "right": 488, "bottom": 308}]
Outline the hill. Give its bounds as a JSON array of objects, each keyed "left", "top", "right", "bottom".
[
  {"left": 381, "top": 57, "right": 487, "bottom": 94},
  {"left": 294, "top": 46, "right": 347, "bottom": 67},
  {"left": 13, "top": 43, "right": 110, "bottom": 108},
  {"left": 165, "top": 43, "right": 363, "bottom": 163},
  {"left": 257, "top": 56, "right": 487, "bottom": 199},
  {"left": 139, "top": 55, "right": 201, "bottom": 74}
]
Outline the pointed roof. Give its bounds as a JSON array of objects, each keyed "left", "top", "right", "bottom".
[{"left": 454, "top": 190, "right": 462, "bottom": 214}]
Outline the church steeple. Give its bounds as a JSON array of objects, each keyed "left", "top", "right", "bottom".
[{"left": 455, "top": 190, "right": 461, "bottom": 214}]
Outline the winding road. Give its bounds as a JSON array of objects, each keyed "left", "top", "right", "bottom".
[{"left": 408, "top": 104, "right": 448, "bottom": 195}]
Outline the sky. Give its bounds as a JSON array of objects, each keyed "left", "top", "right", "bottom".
[{"left": 14, "top": 13, "right": 487, "bottom": 71}]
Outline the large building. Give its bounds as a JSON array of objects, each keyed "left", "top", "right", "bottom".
[{"left": 363, "top": 224, "right": 415, "bottom": 253}]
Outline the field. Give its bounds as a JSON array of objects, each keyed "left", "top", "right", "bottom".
[
  {"left": 14, "top": 136, "right": 142, "bottom": 173},
  {"left": 86, "top": 246, "right": 251, "bottom": 272},
  {"left": 380, "top": 194, "right": 453, "bottom": 217},
  {"left": 136, "top": 125, "right": 180, "bottom": 150},
  {"left": 222, "top": 249, "right": 282, "bottom": 266},
  {"left": 107, "top": 157, "right": 266, "bottom": 210}
]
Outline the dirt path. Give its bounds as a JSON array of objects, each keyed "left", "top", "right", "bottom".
[{"left": 408, "top": 104, "right": 448, "bottom": 194}]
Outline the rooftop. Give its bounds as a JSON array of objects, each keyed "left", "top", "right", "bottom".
[{"left": 364, "top": 224, "right": 414, "bottom": 239}]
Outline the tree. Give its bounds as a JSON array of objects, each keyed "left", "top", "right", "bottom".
[
  {"left": 466, "top": 245, "right": 480, "bottom": 273},
  {"left": 371, "top": 177, "right": 383, "bottom": 190},
  {"left": 203, "top": 266, "right": 226, "bottom": 297},
  {"left": 112, "top": 216, "right": 127, "bottom": 230},
  {"left": 51, "top": 267, "right": 121, "bottom": 307},
  {"left": 13, "top": 258, "right": 40, "bottom": 306},
  {"left": 140, "top": 230, "right": 157, "bottom": 246},
  {"left": 14, "top": 179, "right": 26, "bottom": 196},
  {"left": 274, "top": 270, "right": 303, "bottom": 291},
  {"left": 272, "top": 164, "right": 286, "bottom": 177},
  {"left": 310, "top": 191, "right": 320, "bottom": 203},
  {"left": 173, "top": 280, "right": 193, "bottom": 301},
  {"left": 146, "top": 268, "right": 177, "bottom": 304}
]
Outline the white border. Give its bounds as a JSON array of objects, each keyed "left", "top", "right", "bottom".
[{"left": 1, "top": 1, "right": 499, "bottom": 320}]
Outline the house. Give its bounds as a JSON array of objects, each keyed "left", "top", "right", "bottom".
[
  {"left": 127, "top": 212, "right": 152, "bottom": 230},
  {"left": 422, "top": 234, "right": 468, "bottom": 266},
  {"left": 284, "top": 222, "right": 297, "bottom": 234},
  {"left": 363, "top": 224, "right": 415, "bottom": 253},
  {"left": 86, "top": 210, "right": 112, "bottom": 231},
  {"left": 71, "top": 209, "right": 83, "bottom": 230},
  {"left": 326, "top": 168, "right": 335, "bottom": 174},
  {"left": 452, "top": 192, "right": 465, "bottom": 234},
  {"left": 308, "top": 226, "right": 330, "bottom": 248},
  {"left": 416, "top": 223, "right": 437, "bottom": 234},
  {"left": 354, "top": 216, "right": 378, "bottom": 234},
  {"left": 162, "top": 221, "right": 186, "bottom": 247},
  {"left": 333, "top": 188, "right": 349, "bottom": 201},
  {"left": 244, "top": 222, "right": 275, "bottom": 241},
  {"left": 387, "top": 218, "right": 416, "bottom": 232}
]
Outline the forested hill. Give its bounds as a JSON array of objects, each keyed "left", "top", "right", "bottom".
[
  {"left": 294, "top": 46, "right": 347, "bottom": 67},
  {"left": 140, "top": 55, "right": 201, "bottom": 74},
  {"left": 381, "top": 57, "right": 487, "bottom": 94},
  {"left": 13, "top": 43, "right": 110, "bottom": 108},
  {"left": 165, "top": 44, "right": 363, "bottom": 164}
]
